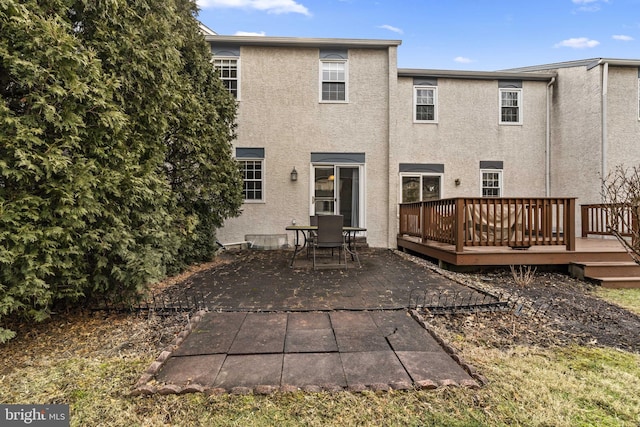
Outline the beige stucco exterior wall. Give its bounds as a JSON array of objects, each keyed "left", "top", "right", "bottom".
[
  {"left": 215, "top": 45, "right": 394, "bottom": 248},
  {"left": 549, "top": 66, "right": 602, "bottom": 209},
  {"left": 549, "top": 65, "right": 640, "bottom": 213},
  {"left": 388, "top": 77, "right": 549, "bottom": 227},
  {"left": 385, "top": 77, "right": 550, "bottom": 248},
  {"left": 605, "top": 67, "right": 640, "bottom": 175}
]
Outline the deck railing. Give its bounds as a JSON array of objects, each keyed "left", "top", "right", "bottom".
[
  {"left": 581, "top": 203, "right": 637, "bottom": 239},
  {"left": 399, "top": 197, "right": 576, "bottom": 252}
]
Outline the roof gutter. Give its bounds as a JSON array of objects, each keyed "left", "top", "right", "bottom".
[
  {"left": 204, "top": 35, "right": 402, "bottom": 49},
  {"left": 398, "top": 68, "right": 556, "bottom": 81}
]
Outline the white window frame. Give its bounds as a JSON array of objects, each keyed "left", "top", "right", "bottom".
[
  {"left": 319, "top": 59, "right": 348, "bottom": 103},
  {"left": 499, "top": 88, "right": 522, "bottom": 125},
  {"left": 213, "top": 56, "right": 240, "bottom": 100},
  {"left": 400, "top": 173, "right": 443, "bottom": 203},
  {"left": 480, "top": 169, "right": 503, "bottom": 197},
  {"left": 637, "top": 76, "right": 640, "bottom": 121},
  {"left": 239, "top": 158, "right": 264, "bottom": 203},
  {"left": 413, "top": 86, "right": 438, "bottom": 123},
  {"left": 309, "top": 163, "right": 366, "bottom": 229}
]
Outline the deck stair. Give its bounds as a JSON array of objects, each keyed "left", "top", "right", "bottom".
[{"left": 569, "top": 261, "right": 640, "bottom": 289}]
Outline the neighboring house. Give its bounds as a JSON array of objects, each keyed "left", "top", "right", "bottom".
[{"left": 205, "top": 34, "right": 640, "bottom": 250}]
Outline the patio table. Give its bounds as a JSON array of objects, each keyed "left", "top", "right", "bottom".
[{"left": 286, "top": 225, "right": 366, "bottom": 268}]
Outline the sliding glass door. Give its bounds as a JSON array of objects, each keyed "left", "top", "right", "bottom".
[{"left": 312, "top": 165, "right": 362, "bottom": 227}]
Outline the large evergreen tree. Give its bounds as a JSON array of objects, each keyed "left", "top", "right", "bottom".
[{"left": 0, "top": 0, "right": 242, "bottom": 341}]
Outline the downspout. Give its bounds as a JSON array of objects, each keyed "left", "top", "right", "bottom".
[
  {"left": 601, "top": 61, "right": 609, "bottom": 201},
  {"left": 546, "top": 77, "right": 555, "bottom": 197}
]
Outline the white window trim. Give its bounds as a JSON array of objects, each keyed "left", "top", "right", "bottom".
[
  {"left": 413, "top": 86, "right": 438, "bottom": 123},
  {"left": 213, "top": 56, "right": 241, "bottom": 101},
  {"left": 399, "top": 173, "right": 443, "bottom": 203},
  {"left": 239, "top": 157, "right": 265, "bottom": 203},
  {"left": 480, "top": 169, "right": 503, "bottom": 197},
  {"left": 637, "top": 77, "right": 640, "bottom": 121},
  {"left": 319, "top": 59, "right": 349, "bottom": 103},
  {"left": 499, "top": 88, "right": 522, "bottom": 125}
]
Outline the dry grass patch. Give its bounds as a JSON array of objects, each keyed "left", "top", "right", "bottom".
[
  {"left": 2, "top": 256, "right": 640, "bottom": 426},
  {"left": 594, "top": 287, "right": 640, "bottom": 316},
  {"left": 1, "top": 308, "right": 639, "bottom": 426}
]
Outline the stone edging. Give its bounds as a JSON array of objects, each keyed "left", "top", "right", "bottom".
[
  {"left": 131, "top": 309, "right": 209, "bottom": 396},
  {"left": 132, "top": 306, "right": 484, "bottom": 395},
  {"left": 409, "top": 309, "right": 487, "bottom": 387}
]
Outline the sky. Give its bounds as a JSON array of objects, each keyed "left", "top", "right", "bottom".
[{"left": 195, "top": 0, "right": 640, "bottom": 71}]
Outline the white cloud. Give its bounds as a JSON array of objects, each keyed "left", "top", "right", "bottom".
[
  {"left": 554, "top": 37, "right": 600, "bottom": 48},
  {"left": 235, "top": 31, "right": 266, "bottom": 36},
  {"left": 197, "top": 0, "right": 310, "bottom": 16},
  {"left": 612, "top": 34, "right": 634, "bottom": 41},
  {"left": 454, "top": 56, "right": 473, "bottom": 64},
  {"left": 378, "top": 24, "right": 403, "bottom": 34},
  {"left": 572, "top": 0, "right": 609, "bottom": 12}
]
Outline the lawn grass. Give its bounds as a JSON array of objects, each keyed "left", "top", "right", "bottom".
[
  {"left": 2, "top": 329, "right": 639, "bottom": 426},
  {"left": 2, "top": 290, "right": 639, "bottom": 426},
  {"left": 593, "top": 287, "right": 640, "bottom": 315}
]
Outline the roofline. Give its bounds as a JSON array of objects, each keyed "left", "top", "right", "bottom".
[
  {"left": 204, "top": 35, "right": 402, "bottom": 48},
  {"left": 586, "top": 58, "right": 640, "bottom": 70},
  {"left": 198, "top": 22, "right": 217, "bottom": 36},
  {"left": 398, "top": 68, "right": 557, "bottom": 81},
  {"left": 504, "top": 58, "right": 640, "bottom": 72}
]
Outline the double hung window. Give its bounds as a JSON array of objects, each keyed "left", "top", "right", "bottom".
[
  {"left": 236, "top": 148, "right": 264, "bottom": 202},
  {"left": 321, "top": 60, "right": 347, "bottom": 102},
  {"left": 240, "top": 160, "right": 263, "bottom": 201},
  {"left": 481, "top": 170, "right": 502, "bottom": 197},
  {"left": 414, "top": 86, "right": 437, "bottom": 122},
  {"left": 214, "top": 58, "right": 239, "bottom": 99},
  {"left": 499, "top": 88, "right": 522, "bottom": 124}
]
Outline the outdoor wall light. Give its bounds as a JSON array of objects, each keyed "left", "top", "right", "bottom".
[
  {"left": 290, "top": 167, "right": 298, "bottom": 181},
  {"left": 455, "top": 178, "right": 461, "bottom": 186}
]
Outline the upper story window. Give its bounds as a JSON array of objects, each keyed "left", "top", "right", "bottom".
[
  {"left": 499, "top": 80, "right": 522, "bottom": 125},
  {"left": 499, "top": 89, "right": 522, "bottom": 124},
  {"left": 236, "top": 148, "right": 264, "bottom": 202},
  {"left": 637, "top": 70, "right": 640, "bottom": 120},
  {"left": 412, "top": 78, "right": 438, "bottom": 123},
  {"left": 414, "top": 86, "right": 438, "bottom": 122},
  {"left": 214, "top": 57, "right": 239, "bottom": 99},
  {"left": 320, "top": 49, "right": 348, "bottom": 102},
  {"left": 321, "top": 61, "right": 347, "bottom": 101},
  {"left": 212, "top": 45, "right": 241, "bottom": 99}
]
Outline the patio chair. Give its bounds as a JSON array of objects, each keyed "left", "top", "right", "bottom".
[
  {"left": 306, "top": 215, "right": 318, "bottom": 258},
  {"left": 313, "top": 215, "right": 347, "bottom": 269}
]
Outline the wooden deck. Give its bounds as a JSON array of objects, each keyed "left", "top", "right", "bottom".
[
  {"left": 397, "top": 235, "right": 630, "bottom": 267},
  {"left": 396, "top": 198, "right": 638, "bottom": 268}
]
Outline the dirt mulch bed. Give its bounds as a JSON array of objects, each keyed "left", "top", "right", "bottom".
[{"left": 414, "top": 261, "right": 640, "bottom": 353}]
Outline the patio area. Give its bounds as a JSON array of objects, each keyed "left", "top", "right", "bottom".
[
  {"left": 163, "top": 248, "right": 496, "bottom": 311},
  {"left": 135, "top": 249, "right": 494, "bottom": 394}
]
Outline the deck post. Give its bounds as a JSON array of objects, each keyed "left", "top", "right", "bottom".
[
  {"left": 580, "top": 204, "right": 588, "bottom": 238},
  {"left": 455, "top": 198, "right": 465, "bottom": 253},
  {"left": 566, "top": 198, "right": 576, "bottom": 251},
  {"left": 421, "top": 202, "right": 427, "bottom": 242}
]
